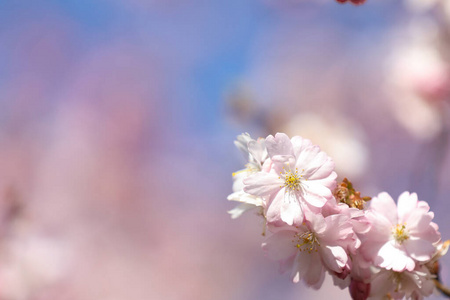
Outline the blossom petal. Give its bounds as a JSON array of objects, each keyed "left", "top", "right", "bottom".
[
  {"left": 403, "top": 238, "right": 436, "bottom": 262},
  {"left": 247, "top": 140, "right": 267, "bottom": 165},
  {"left": 227, "top": 203, "right": 256, "bottom": 219},
  {"left": 301, "top": 184, "right": 328, "bottom": 208},
  {"left": 319, "top": 245, "right": 347, "bottom": 273},
  {"left": 370, "top": 192, "right": 398, "bottom": 224},
  {"left": 266, "top": 191, "right": 284, "bottom": 224},
  {"left": 397, "top": 191, "right": 418, "bottom": 223},
  {"left": 243, "top": 172, "right": 282, "bottom": 196},
  {"left": 303, "top": 252, "right": 324, "bottom": 287},
  {"left": 290, "top": 252, "right": 304, "bottom": 283},
  {"left": 291, "top": 136, "right": 313, "bottom": 158},
  {"left": 406, "top": 209, "right": 433, "bottom": 235},
  {"left": 377, "top": 242, "right": 415, "bottom": 272},
  {"left": 262, "top": 230, "right": 297, "bottom": 261},
  {"left": 266, "top": 133, "right": 294, "bottom": 158},
  {"left": 364, "top": 211, "right": 392, "bottom": 241},
  {"left": 307, "top": 157, "right": 335, "bottom": 181},
  {"left": 280, "top": 191, "right": 303, "bottom": 226},
  {"left": 296, "top": 146, "right": 325, "bottom": 175}
]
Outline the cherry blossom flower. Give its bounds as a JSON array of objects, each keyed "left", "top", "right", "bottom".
[
  {"left": 228, "top": 133, "right": 449, "bottom": 299},
  {"left": 368, "top": 265, "right": 435, "bottom": 300},
  {"left": 262, "top": 211, "right": 353, "bottom": 288},
  {"left": 227, "top": 133, "right": 268, "bottom": 218},
  {"left": 244, "top": 133, "right": 336, "bottom": 226},
  {"left": 360, "top": 192, "right": 440, "bottom": 272}
]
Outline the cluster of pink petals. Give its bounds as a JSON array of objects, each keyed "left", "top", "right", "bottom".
[
  {"left": 244, "top": 133, "right": 336, "bottom": 226},
  {"left": 360, "top": 192, "right": 440, "bottom": 272},
  {"left": 228, "top": 132, "right": 445, "bottom": 300}
]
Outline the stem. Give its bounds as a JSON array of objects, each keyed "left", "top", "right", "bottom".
[{"left": 434, "top": 279, "right": 450, "bottom": 298}]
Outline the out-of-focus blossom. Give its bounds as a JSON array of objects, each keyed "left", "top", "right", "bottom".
[
  {"left": 405, "top": 0, "right": 450, "bottom": 18},
  {"left": 0, "top": 226, "right": 71, "bottom": 300},
  {"left": 281, "top": 113, "right": 369, "bottom": 179},
  {"left": 244, "top": 133, "right": 337, "bottom": 226},
  {"left": 360, "top": 192, "right": 440, "bottom": 272},
  {"left": 387, "top": 19, "right": 450, "bottom": 141},
  {"left": 336, "top": 0, "right": 366, "bottom": 5}
]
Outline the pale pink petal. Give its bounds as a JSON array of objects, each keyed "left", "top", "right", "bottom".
[
  {"left": 305, "top": 172, "right": 337, "bottom": 190},
  {"left": 291, "top": 136, "right": 313, "bottom": 158},
  {"left": 262, "top": 230, "right": 297, "bottom": 260},
  {"left": 265, "top": 133, "right": 294, "bottom": 157},
  {"left": 296, "top": 146, "right": 326, "bottom": 175},
  {"left": 303, "top": 252, "right": 325, "bottom": 287},
  {"left": 369, "top": 192, "right": 398, "bottom": 224},
  {"left": 227, "top": 202, "right": 256, "bottom": 219},
  {"left": 403, "top": 238, "right": 436, "bottom": 262},
  {"left": 278, "top": 255, "right": 295, "bottom": 274},
  {"left": 271, "top": 155, "right": 296, "bottom": 173},
  {"left": 301, "top": 185, "right": 328, "bottom": 208},
  {"left": 266, "top": 191, "right": 284, "bottom": 224},
  {"left": 227, "top": 191, "right": 262, "bottom": 206},
  {"left": 359, "top": 240, "right": 385, "bottom": 262},
  {"left": 377, "top": 242, "right": 415, "bottom": 272},
  {"left": 319, "top": 245, "right": 347, "bottom": 273},
  {"left": 406, "top": 209, "right": 433, "bottom": 234},
  {"left": 370, "top": 270, "right": 395, "bottom": 298},
  {"left": 319, "top": 214, "right": 353, "bottom": 243},
  {"left": 307, "top": 157, "right": 335, "bottom": 180},
  {"left": 416, "top": 222, "right": 440, "bottom": 243},
  {"left": 247, "top": 140, "right": 267, "bottom": 165},
  {"left": 364, "top": 211, "right": 392, "bottom": 241},
  {"left": 309, "top": 267, "right": 326, "bottom": 290},
  {"left": 417, "top": 200, "right": 430, "bottom": 211},
  {"left": 305, "top": 180, "right": 333, "bottom": 198},
  {"left": 304, "top": 211, "right": 327, "bottom": 235},
  {"left": 243, "top": 172, "right": 282, "bottom": 196},
  {"left": 291, "top": 250, "right": 320, "bottom": 283},
  {"left": 280, "top": 191, "right": 303, "bottom": 226},
  {"left": 290, "top": 252, "right": 303, "bottom": 283},
  {"left": 397, "top": 191, "right": 417, "bottom": 223},
  {"left": 234, "top": 133, "right": 253, "bottom": 158}
]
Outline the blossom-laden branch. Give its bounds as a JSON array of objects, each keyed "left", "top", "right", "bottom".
[{"left": 228, "top": 132, "right": 450, "bottom": 300}]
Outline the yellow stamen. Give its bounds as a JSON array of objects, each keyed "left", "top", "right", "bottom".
[
  {"left": 284, "top": 168, "right": 301, "bottom": 191},
  {"left": 292, "top": 231, "right": 320, "bottom": 253},
  {"left": 393, "top": 224, "right": 409, "bottom": 244}
]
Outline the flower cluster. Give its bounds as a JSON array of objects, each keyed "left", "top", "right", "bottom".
[{"left": 228, "top": 133, "right": 448, "bottom": 300}]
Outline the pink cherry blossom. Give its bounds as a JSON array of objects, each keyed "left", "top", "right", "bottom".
[
  {"left": 244, "top": 133, "right": 337, "bottom": 226},
  {"left": 368, "top": 265, "right": 435, "bottom": 300},
  {"left": 227, "top": 133, "right": 269, "bottom": 219},
  {"left": 360, "top": 192, "right": 440, "bottom": 272},
  {"left": 262, "top": 211, "right": 353, "bottom": 288}
]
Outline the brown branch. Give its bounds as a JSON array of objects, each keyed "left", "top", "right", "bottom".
[{"left": 434, "top": 279, "right": 450, "bottom": 298}]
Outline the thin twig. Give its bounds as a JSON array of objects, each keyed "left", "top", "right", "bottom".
[{"left": 434, "top": 279, "right": 450, "bottom": 297}]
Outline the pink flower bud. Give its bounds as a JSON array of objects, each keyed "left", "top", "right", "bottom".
[{"left": 349, "top": 279, "right": 370, "bottom": 300}]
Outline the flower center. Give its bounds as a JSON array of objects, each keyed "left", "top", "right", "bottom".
[
  {"left": 292, "top": 231, "right": 320, "bottom": 253},
  {"left": 283, "top": 168, "right": 304, "bottom": 191},
  {"left": 392, "top": 224, "right": 409, "bottom": 244}
]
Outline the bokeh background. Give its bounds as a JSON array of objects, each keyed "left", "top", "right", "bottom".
[{"left": 1, "top": 0, "right": 450, "bottom": 299}]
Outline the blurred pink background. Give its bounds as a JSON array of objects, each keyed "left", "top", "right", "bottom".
[{"left": 0, "top": 0, "right": 450, "bottom": 299}]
